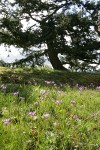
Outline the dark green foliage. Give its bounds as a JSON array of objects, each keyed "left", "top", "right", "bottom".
[{"left": 0, "top": 60, "right": 6, "bottom": 67}]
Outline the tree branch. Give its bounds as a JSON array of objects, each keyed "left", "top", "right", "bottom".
[{"left": 10, "top": 49, "right": 48, "bottom": 65}]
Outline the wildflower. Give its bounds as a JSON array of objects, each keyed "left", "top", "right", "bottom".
[
  {"left": 19, "top": 97, "right": 25, "bottom": 101},
  {"left": 58, "top": 90, "right": 63, "bottom": 94},
  {"left": 33, "top": 80, "right": 37, "bottom": 85},
  {"left": 96, "top": 86, "right": 100, "bottom": 90},
  {"left": 78, "top": 86, "right": 84, "bottom": 91},
  {"left": 40, "top": 89, "right": 46, "bottom": 94},
  {"left": 51, "top": 81, "right": 55, "bottom": 84},
  {"left": 34, "top": 82, "right": 37, "bottom": 86},
  {"left": 40, "top": 90, "right": 49, "bottom": 98},
  {"left": 90, "top": 83, "right": 95, "bottom": 87},
  {"left": 55, "top": 100, "right": 62, "bottom": 105},
  {"left": 71, "top": 100, "right": 76, "bottom": 105},
  {"left": 23, "top": 131, "right": 26, "bottom": 134},
  {"left": 45, "top": 80, "right": 52, "bottom": 85},
  {"left": 72, "top": 115, "right": 79, "bottom": 121},
  {"left": 43, "top": 113, "right": 50, "bottom": 118},
  {"left": 34, "top": 102, "right": 39, "bottom": 106},
  {"left": 28, "top": 111, "right": 36, "bottom": 117},
  {"left": 90, "top": 112, "right": 99, "bottom": 117},
  {"left": 53, "top": 122, "right": 58, "bottom": 126},
  {"left": 28, "top": 81, "right": 32, "bottom": 84},
  {"left": 2, "top": 119, "right": 11, "bottom": 125},
  {"left": 54, "top": 83, "right": 57, "bottom": 86},
  {"left": 13, "top": 91, "right": 19, "bottom": 95},
  {"left": 1, "top": 85, "right": 6, "bottom": 90},
  {"left": 26, "top": 140, "right": 32, "bottom": 143},
  {"left": 60, "top": 83, "right": 63, "bottom": 87}
]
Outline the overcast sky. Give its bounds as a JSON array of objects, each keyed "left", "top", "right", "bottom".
[{"left": 0, "top": 45, "right": 23, "bottom": 63}]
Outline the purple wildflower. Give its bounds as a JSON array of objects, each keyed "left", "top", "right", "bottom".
[
  {"left": 72, "top": 115, "right": 79, "bottom": 121},
  {"left": 2, "top": 119, "right": 11, "bottom": 125},
  {"left": 13, "top": 91, "right": 19, "bottom": 95},
  {"left": 96, "top": 86, "right": 100, "bottom": 90},
  {"left": 78, "top": 86, "right": 84, "bottom": 91},
  {"left": 1, "top": 85, "right": 6, "bottom": 90},
  {"left": 45, "top": 81, "right": 52, "bottom": 85},
  {"left": 90, "top": 112, "right": 99, "bottom": 117},
  {"left": 28, "top": 111, "right": 36, "bottom": 117},
  {"left": 40, "top": 89, "right": 46, "bottom": 94},
  {"left": 55, "top": 100, "right": 62, "bottom": 105},
  {"left": 90, "top": 83, "right": 95, "bottom": 87}
]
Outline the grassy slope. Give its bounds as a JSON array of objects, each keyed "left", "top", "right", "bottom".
[
  {"left": 0, "top": 67, "right": 100, "bottom": 150},
  {"left": 0, "top": 67, "right": 100, "bottom": 86}
]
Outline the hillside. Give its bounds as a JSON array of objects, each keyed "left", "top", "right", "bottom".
[
  {"left": 0, "top": 67, "right": 100, "bottom": 150},
  {"left": 0, "top": 67, "right": 100, "bottom": 87}
]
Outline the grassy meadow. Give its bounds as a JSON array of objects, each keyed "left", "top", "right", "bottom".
[{"left": 0, "top": 67, "right": 100, "bottom": 150}]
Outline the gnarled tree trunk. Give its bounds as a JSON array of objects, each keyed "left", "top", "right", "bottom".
[{"left": 47, "top": 50, "right": 67, "bottom": 70}]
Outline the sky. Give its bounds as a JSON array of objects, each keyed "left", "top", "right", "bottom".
[{"left": 0, "top": 45, "right": 23, "bottom": 63}]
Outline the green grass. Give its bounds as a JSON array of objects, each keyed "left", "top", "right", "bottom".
[{"left": 0, "top": 67, "right": 100, "bottom": 150}]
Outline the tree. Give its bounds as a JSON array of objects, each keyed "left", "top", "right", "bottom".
[
  {"left": 0, "top": 59, "right": 6, "bottom": 67},
  {"left": 0, "top": 0, "right": 100, "bottom": 70}
]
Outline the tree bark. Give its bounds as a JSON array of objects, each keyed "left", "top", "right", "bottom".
[{"left": 48, "top": 50, "right": 67, "bottom": 70}]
